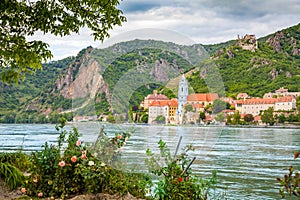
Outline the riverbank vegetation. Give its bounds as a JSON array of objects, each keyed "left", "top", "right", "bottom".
[
  {"left": 145, "top": 138, "right": 223, "bottom": 199},
  {"left": 277, "top": 151, "right": 300, "bottom": 199},
  {"left": 0, "top": 118, "right": 221, "bottom": 199}
]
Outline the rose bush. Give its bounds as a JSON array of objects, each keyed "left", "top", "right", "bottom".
[
  {"left": 22, "top": 118, "right": 151, "bottom": 199},
  {"left": 145, "top": 139, "right": 224, "bottom": 200}
]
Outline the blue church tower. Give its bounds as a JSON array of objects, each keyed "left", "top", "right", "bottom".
[{"left": 177, "top": 75, "right": 188, "bottom": 123}]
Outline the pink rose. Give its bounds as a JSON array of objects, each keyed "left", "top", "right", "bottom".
[
  {"left": 21, "top": 188, "right": 26, "bottom": 193},
  {"left": 58, "top": 161, "right": 65, "bottom": 167},
  {"left": 71, "top": 156, "right": 77, "bottom": 163},
  {"left": 38, "top": 192, "right": 43, "bottom": 197},
  {"left": 81, "top": 153, "right": 87, "bottom": 160},
  {"left": 76, "top": 140, "right": 81, "bottom": 146},
  {"left": 117, "top": 134, "right": 122, "bottom": 139}
]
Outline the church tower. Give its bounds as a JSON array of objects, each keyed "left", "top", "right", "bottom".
[{"left": 177, "top": 75, "right": 188, "bottom": 123}]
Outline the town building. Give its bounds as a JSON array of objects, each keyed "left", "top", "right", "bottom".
[
  {"left": 235, "top": 96, "right": 296, "bottom": 116},
  {"left": 148, "top": 99, "right": 178, "bottom": 124},
  {"left": 148, "top": 100, "right": 168, "bottom": 124},
  {"left": 168, "top": 98, "right": 178, "bottom": 124},
  {"left": 141, "top": 90, "right": 169, "bottom": 109},
  {"left": 186, "top": 93, "right": 219, "bottom": 107},
  {"left": 263, "top": 87, "right": 300, "bottom": 99}
]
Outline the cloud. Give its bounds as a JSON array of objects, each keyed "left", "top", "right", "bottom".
[
  {"left": 120, "top": 2, "right": 160, "bottom": 13},
  {"left": 28, "top": 0, "right": 300, "bottom": 60}
]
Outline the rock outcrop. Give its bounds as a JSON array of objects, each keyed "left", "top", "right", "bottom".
[
  {"left": 266, "top": 32, "right": 284, "bottom": 52},
  {"left": 149, "top": 59, "right": 179, "bottom": 83}
]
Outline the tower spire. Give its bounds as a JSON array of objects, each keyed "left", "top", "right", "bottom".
[{"left": 177, "top": 74, "right": 188, "bottom": 124}]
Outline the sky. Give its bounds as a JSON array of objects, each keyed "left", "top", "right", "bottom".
[{"left": 28, "top": 0, "right": 300, "bottom": 61}]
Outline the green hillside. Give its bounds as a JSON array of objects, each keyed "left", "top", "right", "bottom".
[
  {"left": 189, "top": 23, "right": 300, "bottom": 98},
  {"left": 0, "top": 57, "right": 73, "bottom": 123}
]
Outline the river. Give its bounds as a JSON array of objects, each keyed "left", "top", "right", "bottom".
[{"left": 0, "top": 122, "right": 299, "bottom": 199}]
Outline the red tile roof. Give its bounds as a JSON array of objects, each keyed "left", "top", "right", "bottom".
[
  {"left": 149, "top": 99, "right": 178, "bottom": 107},
  {"left": 168, "top": 98, "right": 178, "bottom": 107},
  {"left": 187, "top": 93, "right": 219, "bottom": 102},
  {"left": 235, "top": 96, "right": 295, "bottom": 105},
  {"left": 145, "top": 94, "right": 168, "bottom": 101}
]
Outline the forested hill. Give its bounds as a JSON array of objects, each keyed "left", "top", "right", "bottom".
[
  {"left": 0, "top": 23, "right": 300, "bottom": 123},
  {"left": 0, "top": 57, "right": 73, "bottom": 123},
  {"left": 190, "top": 23, "right": 300, "bottom": 97},
  {"left": 0, "top": 40, "right": 206, "bottom": 123}
]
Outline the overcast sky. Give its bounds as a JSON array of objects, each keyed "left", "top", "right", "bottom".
[{"left": 29, "top": 0, "right": 300, "bottom": 60}]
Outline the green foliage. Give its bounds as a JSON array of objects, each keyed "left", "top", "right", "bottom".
[
  {"left": 226, "top": 111, "right": 243, "bottom": 125},
  {"left": 145, "top": 139, "right": 220, "bottom": 200},
  {"left": 215, "top": 112, "right": 225, "bottom": 122},
  {"left": 129, "top": 84, "right": 160, "bottom": 108},
  {"left": 159, "top": 87, "right": 177, "bottom": 99},
  {"left": 23, "top": 118, "right": 150, "bottom": 199},
  {"left": 200, "top": 112, "right": 206, "bottom": 121},
  {"left": 261, "top": 107, "right": 275, "bottom": 125},
  {"left": 88, "top": 128, "right": 132, "bottom": 166},
  {"left": 0, "top": 152, "right": 32, "bottom": 172},
  {"left": 203, "top": 40, "right": 236, "bottom": 55},
  {"left": 277, "top": 151, "right": 300, "bottom": 199},
  {"left": 140, "top": 114, "right": 149, "bottom": 123},
  {"left": 185, "top": 104, "right": 194, "bottom": 112},
  {"left": 155, "top": 115, "right": 166, "bottom": 124},
  {"left": 286, "top": 113, "right": 300, "bottom": 122},
  {"left": 0, "top": 162, "right": 24, "bottom": 190},
  {"left": 0, "top": 0, "right": 126, "bottom": 83},
  {"left": 107, "top": 113, "right": 116, "bottom": 123},
  {"left": 212, "top": 99, "right": 226, "bottom": 114},
  {"left": 95, "top": 92, "right": 110, "bottom": 116},
  {"left": 226, "top": 115, "right": 232, "bottom": 124},
  {"left": 244, "top": 114, "right": 254, "bottom": 123},
  {"left": 0, "top": 57, "right": 73, "bottom": 123},
  {"left": 232, "top": 111, "right": 241, "bottom": 125},
  {"left": 276, "top": 114, "right": 286, "bottom": 124}
]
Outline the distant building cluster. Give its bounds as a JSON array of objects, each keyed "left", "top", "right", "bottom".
[
  {"left": 141, "top": 74, "right": 298, "bottom": 125},
  {"left": 142, "top": 75, "right": 219, "bottom": 124},
  {"left": 263, "top": 87, "right": 300, "bottom": 99},
  {"left": 235, "top": 96, "right": 296, "bottom": 116}
]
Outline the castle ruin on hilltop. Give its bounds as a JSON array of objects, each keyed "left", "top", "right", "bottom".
[{"left": 237, "top": 34, "right": 258, "bottom": 52}]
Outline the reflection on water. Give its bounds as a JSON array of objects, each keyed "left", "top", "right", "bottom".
[{"left": 0, "top": 122, "right": 300, "bottom": 199}]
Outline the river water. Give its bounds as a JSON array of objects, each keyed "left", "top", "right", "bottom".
[{"left": 0, "top": 122, "right": 299, "bottom": 199}]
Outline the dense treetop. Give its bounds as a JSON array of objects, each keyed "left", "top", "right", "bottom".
[{"left": 0, "top": 0, "right": 126, "bottom": 83}]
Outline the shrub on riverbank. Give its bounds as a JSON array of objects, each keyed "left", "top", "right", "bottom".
[
  {"left": 21, "top": 118, "right": 151, "bottom": 199},
  {"left": 145, "top": 138, "right": 223, "bottom": 199},
  {"left": 277, "top": 151, "right": 300, "bottom": 199},
  {"left": 0, "top": 152, "right": 31, "bottom": 190}
]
